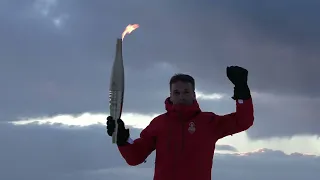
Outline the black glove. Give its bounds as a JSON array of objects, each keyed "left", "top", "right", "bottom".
[
  {"left": 226, "top": 66, "right": 251, "bottom": 100},
  {"left": 106, "top": 116, "right": 130, "bottom": 146}
]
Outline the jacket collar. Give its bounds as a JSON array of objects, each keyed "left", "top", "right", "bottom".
[{"left": 164, "top": 97, "right": 201, "bottom": 121}]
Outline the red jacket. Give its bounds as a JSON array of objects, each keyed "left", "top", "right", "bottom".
[{"left": 118, "top": 97, "right": 254, "bottom": 180}]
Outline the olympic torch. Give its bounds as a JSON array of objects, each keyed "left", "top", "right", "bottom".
[
  {"left": 109, "top": 24, "right": 139, "bottom": 144},
  {"left": 109, "top": 38, "right": 124, "bottom": 144}
]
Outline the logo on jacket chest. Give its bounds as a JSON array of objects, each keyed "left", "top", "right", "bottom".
[{"left": 188, "top": 122, "right": 196, "bottom": 134}]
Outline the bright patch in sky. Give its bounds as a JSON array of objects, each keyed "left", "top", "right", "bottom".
[
  {"left": 12, "top": 112, "right": 320, "bottom": 156},
  {"left": 52, "top": 14, "right": 68, "bottom": 28},
  {"left": 195, "top": 90, "right": 225, "bottom": 100},
  {"left": 33, "top": 0, "right": 68, "bottom": 29},
  {"left": 33, "top": 0, "right": 57, "bottom": 17}
]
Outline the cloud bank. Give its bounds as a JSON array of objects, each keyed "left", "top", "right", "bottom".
[{"left": 1, "top": 122, "right": 319, "bottom": 180}]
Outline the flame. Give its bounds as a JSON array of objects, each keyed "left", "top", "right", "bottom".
[{"left": 121, "top": 24, "right": 140, "bottom": 41}]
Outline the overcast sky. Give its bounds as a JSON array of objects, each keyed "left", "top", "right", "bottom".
[
  {"left": 1, "top": 0, "right": 320, "bottom": 179},
  {"left": 1, "top": 0, "right": 319, "bottom": 138}
]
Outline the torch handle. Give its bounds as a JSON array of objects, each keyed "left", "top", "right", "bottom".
[
  {"left": 109, "top": 90, "right": 123, "bottom": 144},
  {"left": 112, "top": 125, "right": 118, "bottom": 144}
]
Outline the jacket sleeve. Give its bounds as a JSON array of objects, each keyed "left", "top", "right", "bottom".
[
  {"left": 214, "top": 98, "right": 254, "bottom": 139},
  {"left": 117, "top": 117, "right": 158, "bottom": 166}
]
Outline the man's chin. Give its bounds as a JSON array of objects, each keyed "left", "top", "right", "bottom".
[{"left": 176, "top": 102, "right": 192, "bottom": 106}]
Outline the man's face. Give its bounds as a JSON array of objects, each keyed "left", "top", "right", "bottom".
[{"left": 170, "top": 81, "right": 195, "bottom": 105}]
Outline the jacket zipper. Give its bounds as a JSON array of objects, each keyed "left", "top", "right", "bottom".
[
  {"left": 178, "top": 112, "right": 185, "bottom": 152},
  {"left": 181, "top": 120, "right": 185, "bottom": 152},
  {"left": 166, "top": 113, "right": 175, "bottom": 180},
  {"left": 171, "top": 112, "right": 185, "bottom": 180}
]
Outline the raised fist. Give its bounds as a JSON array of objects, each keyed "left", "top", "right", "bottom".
[{"left": 226, "top": 66, "right": 248, "bottom": 87}]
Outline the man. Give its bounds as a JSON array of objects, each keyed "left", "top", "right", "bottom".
[{"left": 106, "top": 66, "right": 254, "bottom": 180}]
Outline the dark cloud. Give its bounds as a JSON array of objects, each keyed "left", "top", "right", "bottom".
[
  {"left": 164, "top": 0, "right": 320, "bottom": 98},
  {"left": 0, "top": 122, "right": 319, "bottom": 180},
  {"left": 247, "top": 94, "right": 320, "bottom": 139},
  {"left": 200, "top": 94, "right": 320, "bottom": 139}
]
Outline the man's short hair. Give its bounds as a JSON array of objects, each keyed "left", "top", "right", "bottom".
[{"left": 169, "top": 73, "right": 195, "bottom": 90}]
